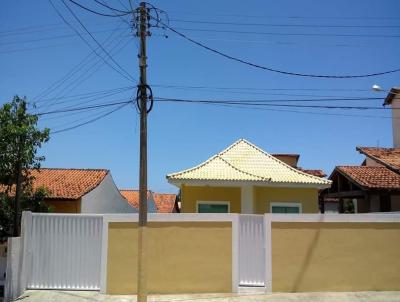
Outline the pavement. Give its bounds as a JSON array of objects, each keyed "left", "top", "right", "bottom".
[{"left": 15, "top": 290, "right": 400, "bottom": 302}]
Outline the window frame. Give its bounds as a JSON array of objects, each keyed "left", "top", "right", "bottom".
[
  {"left": 270, "top": 202, "right": 302, "bottom": 214},
  {"left": 196, "top": 201, "right": 230, "bottom": 213}
]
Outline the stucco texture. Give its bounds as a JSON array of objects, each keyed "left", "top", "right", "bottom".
[
  {"left": 106, "top": 221, "right": 232, "bottom": 294},
  {"left": 181, "top": 185, "right": 241, "bottom": 213},
  {"left": 254, "top": 187, "right": 319, "bottom": 213},
  {"left": 271, "top": 222, "right": 400, "bottom": 292}
]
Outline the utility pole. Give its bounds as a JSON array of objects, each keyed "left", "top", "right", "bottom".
[{"left": 137, "top": 2, "right": 149, "bottom": 302}]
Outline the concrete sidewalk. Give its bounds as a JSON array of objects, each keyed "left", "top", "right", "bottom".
[{"left": 16, "top": 290, "right": 400, "bottom": 302}]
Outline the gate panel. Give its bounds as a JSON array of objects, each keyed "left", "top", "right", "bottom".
[
  {"left": 239, "top": 215, "right": 265, "bottom": 287},
  {"left": 27, "top": 214, "right": 102, "bottom": 290}
]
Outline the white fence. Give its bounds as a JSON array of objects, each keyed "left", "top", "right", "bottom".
[
  {"left": 25, "top": 213, "right": 103, "bottom": 290},
  {"left": 238, "top": 215, "right": 266, "bottom": 287}
]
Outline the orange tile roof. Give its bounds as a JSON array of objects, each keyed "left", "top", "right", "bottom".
[
  {"left": 336, "top": 166, "right": 400, "bottom": 190},
  {"left": 297, "top": 168, "right": 327, "bottom": 178},
  {"left": 29, "top": 168, "right": 108, "bottom": 199},
  {"left": 0, "top": 168, "right": 109, "bottom": 200},
  {"left": 357, "top": 147, "right": 400, "bottom": 173},
  {"left": 153, "top": 193, "right": 177, "bottom": 213},
  {"left": 120, "top": 190, "right": 177, "bottom": 213}
]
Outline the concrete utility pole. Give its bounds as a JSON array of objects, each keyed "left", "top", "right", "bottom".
[{"left": 137, "top": 2, "right": 149, "bottom": 302}]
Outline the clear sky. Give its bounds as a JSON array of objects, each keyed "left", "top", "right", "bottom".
[{"left": 1, "top": 0, "right": 400, "bottom": 193}]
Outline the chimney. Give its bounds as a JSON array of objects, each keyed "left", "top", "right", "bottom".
[{"left": 384, "top": 87, "right": 400, "bottom": 148}]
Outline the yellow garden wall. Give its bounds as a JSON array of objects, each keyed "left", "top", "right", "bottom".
[
  {"left": 181, "top": 185, "right": 241, "bottom": 213},
  {"left": 271, "top": 222, "right": 400, "bottom": 292},
  {"left": 106, "top": 221, "right": 232, "bottom": 294},
  {"left": 254, "top": 187, "right": 319, "bottom": 213}
]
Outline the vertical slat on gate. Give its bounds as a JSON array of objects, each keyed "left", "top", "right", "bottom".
[
  {"left": 27, "top": 214, "right": 103, "bottom": 290},
  {"left": 239, "top": 215, "right": 266, "bottom": 287}
]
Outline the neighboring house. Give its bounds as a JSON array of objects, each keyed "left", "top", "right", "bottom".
[
  {"left": 320, "top": 88, "right": 400, "bottom": 213},
  {"left": 119, "top": 190, "right": 178, "bottom": 213},
  {"left": 384, "top": 86, "right": 400, "bottom": 148},
  {"left": 271, "top": 153, "right": 327, "bottom": 177},
  {"left": 322, "top": 147, "right": 400, "bottom": 213},
  {"left": 1, "top": 168, "right": 137, "bottom": 214},
  {"left": 167, "top": 139, "right": 331, "bottom": 214}
]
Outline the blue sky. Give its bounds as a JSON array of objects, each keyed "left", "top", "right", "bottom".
[{"left": 1, "top": 0, "right": 400, "bottom": 193}]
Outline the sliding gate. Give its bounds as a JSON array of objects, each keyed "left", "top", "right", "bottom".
[
  {"left": 238, "top": 215, "right": 266, "bottom": 287},
  {"left": 26, "top": 214, "right": 103, "bottom": 290}
]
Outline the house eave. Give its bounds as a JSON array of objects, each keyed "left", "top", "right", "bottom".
[{"left": 167, "top": 178, "right": 331, "bottom": 190}]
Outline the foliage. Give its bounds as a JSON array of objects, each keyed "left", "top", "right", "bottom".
[
  {"left": 344, "top": 199, "right": 355, "bottom": 214},
  {"left": 0, "top": 96, "right": 50, "bottom": 186},
  {"left": 0, "top": 187, "right": 53, "bottom": 241},
  {"left": 0, "top": 95, "right": 51, "bottom": 237}
]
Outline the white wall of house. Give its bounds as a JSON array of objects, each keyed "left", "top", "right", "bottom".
[
  {"left": 81, "top": 173, "right": 137, "bottom": 214},
  {"left": 391, "top": 96, "right": 400, "bottom": 148}
]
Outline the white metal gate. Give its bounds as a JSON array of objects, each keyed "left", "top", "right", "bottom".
[
  {"left": 239, "top": 215, "right": 266, "bottom": 287},
  {"left": 27, "top": 214, "right": 103, "bottom": 290}
]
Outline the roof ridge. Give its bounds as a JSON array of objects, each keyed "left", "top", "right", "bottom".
[
  {"left": 236, "top": 139, "right": 331, "bottom": 184},
  {"left": 31, "top": 167, "right": 109, "bottom": 172},
  {"left": 167, "top": 139, "right": 245, "bottom": 179},
  {"left": 216, "top": 154, "right": 270, "bottom": 181}
]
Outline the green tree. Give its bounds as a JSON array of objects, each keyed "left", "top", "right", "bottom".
[{"left": 0, "top": 96, "right": 50, "bottom": 236}]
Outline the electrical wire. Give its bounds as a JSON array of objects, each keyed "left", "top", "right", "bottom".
[
  {"left": 60, "top": 0, "right": 135, "bottom": 81},
  {"left": 170, "top": 19, "right": 400, "bottom": 29},
  {"left": 93, "top": 0, "right": 131, "bottom": 14},
  {"left": 36, "top": 99, "right": 132, "bottom": 116},
  {"left": 48, "top": 0, "right": 134, "bottom": 83},
  {"left": 154, "top": 97, "right": 394, "bottom": 110},
  {"left": 66, "top": 0, "right": 130, "bottom": 17},
  {"left": 174, "top": 27, "right": 400, "bottom": 39},
  {"left": 181, "top": 100, "right": 394, "bottom": 120},
  {"left": 33, "top": 24, "right": 128, "bottom": 105},
  {"left": 51, "top": 102, "right": 129, "bottom": 134},
  {"left": 159, "top": 21, "right": 400, "bottom": 78}
]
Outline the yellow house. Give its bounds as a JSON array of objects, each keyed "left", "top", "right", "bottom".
[{"left": 167, "top": 139, "right": 331, "bottom": 214}]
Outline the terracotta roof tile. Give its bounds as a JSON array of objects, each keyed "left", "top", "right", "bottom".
[
  {"left": 297, "top": 168, "right": 327, "bottom": 178},
  {"left": 0, "top": 168, "right": 108, "bottom": 200},
  {"left": 336, "top": 166, "right": 400, "bottom": 190},
  {"left": 357, "top": 147, "right": 400, "bottom": 173},
  {"left": 153, "top": 193, "right": 177, "bottom": 213},
  {"left": 120, "top": 190, "right": 177, "bottom": 213}
]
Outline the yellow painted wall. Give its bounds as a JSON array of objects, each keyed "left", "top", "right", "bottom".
[
  {"left": 45, "top": 198, "right": 81, "bottom": 213},
  {"left": 107, "top": 221, "right": 232, "bottom": 294},
  {"left": 254, "top": 186, "right": 319, "bottom": 213},
  {"left": 272, "top": 222, "right": 400, "bottom": 292},
  {"left": 181, "top": 185, "right": 241, "bottom": 213}
]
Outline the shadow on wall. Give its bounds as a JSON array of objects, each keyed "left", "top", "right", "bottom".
[{"left": 291, "top": 216, "right": 323, "bottom": 292}]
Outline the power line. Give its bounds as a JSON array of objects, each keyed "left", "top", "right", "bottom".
[
  {"left": 174, "top": 27, "right": 400, "bottom": 39},
  {"left": 51, "top": 102, "right": 129, "bottom": 134},
  {"left": 168, "top": 11, "right": 400, "bottom": 21},
  {"left": 66, "top": 0, "right": 130, "bottom": 17},
  {"left": 48, "top": 0, "right": 134, "bottom": 82},
  {"left": 36, "top": 99, "right": 132, "bottom": 116},
  {"left": 183, "top": 100, "right": 394, "bottom": 120},
  {"left": 159, "top": 21, "right": 400, "bottom": 78},
  {"left": 60, "top": 0, "right": 135, "bottom": 81},
  {"left": 152, "top": 83, "right": 373, "bottom": 92},
  {"left": 154, "top": 97, "right": 394, "bottom": 110},
  {"left": 170, "top": 19, "right": 400, "bottom": 29},
  {"left": 40, "top": 34, "right": 133, "bottom": 109},
  {"left": 33, "top": 22, "right": 127, "bottom": 103},
  {"left": 1, "top": 28, "right": 127, "bottom": 46},
  {"left": 93, "top": 0, "right": 130, "bottom": 14}
]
